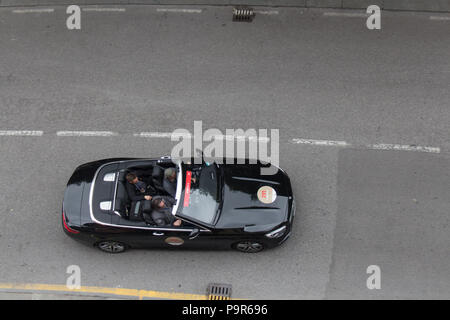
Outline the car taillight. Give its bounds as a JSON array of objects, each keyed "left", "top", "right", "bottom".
[{"left": 62, "top": 211, "right": 79, "bottom": 234}]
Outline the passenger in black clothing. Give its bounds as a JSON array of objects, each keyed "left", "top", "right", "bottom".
[
  {"left": 151, "top": 196, "right": 182, "bottom": 227},
  {"left": 125, "top": 172, "right": 156, "bottom": 202}
]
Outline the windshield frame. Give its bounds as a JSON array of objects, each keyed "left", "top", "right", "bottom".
[{"left": 171, "top": 159, "right": 183, "bottom": 217}]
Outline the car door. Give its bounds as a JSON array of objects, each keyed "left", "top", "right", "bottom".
[
  {"left": 112, "top": 209, "right": 227, "bottom": 249},
  {"left": 103, "top": 226, "right": 162, "bottom": 249},
  {"left": 141, "top": 225, "right": 214, "bottom": 249},
  {"left": 112, "top": 216, "right": 212, "bottom": 249},
  {"left": 109, "top": 223, "right": 233, "bottom": 250}
]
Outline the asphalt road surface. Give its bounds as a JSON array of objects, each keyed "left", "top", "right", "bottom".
[{"left": 0, "top": 5, "right": 449, "bottom": 299}]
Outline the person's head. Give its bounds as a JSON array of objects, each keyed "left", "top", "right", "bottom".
[
  {"left": 126, "top": 173, "right": 138, "bottom": 184},
  {"left": 152, "top": 198, "right": 165, "bottom": 209},
  {"left": 164, "top": 168, "right": 176, "bottom": 182}
]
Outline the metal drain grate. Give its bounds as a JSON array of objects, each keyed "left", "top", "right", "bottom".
[
  {"left": 207, "top": 283, "right": 232, "bottom": 300},
  {"left": 233, "top": 6, "right": 255, "bottom": 22}
]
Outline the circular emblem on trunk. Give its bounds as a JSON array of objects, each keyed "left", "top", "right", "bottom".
[
  {"left": 257, "top": 186, "right": 277, "bottom": 204},
  {"left": 165, "top": 237, "right": 184, "bottom": 246}
]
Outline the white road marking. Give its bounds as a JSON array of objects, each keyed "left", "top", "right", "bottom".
[
  {"left": 12, "top": 8, "right": 54, "bottom": 13},
  {"left": 291, "top": 138, "right": 440, "bottom": 153},
  {"left": 223, "top": 135, "right": 270, "bottom": 142},
  {"left": 323, "top": 12, "right": 367, "bottom": 18},
  {"left": 56, "top": 131, "right": 118, "bottom": 137},
  {"left": 156, "top": 8, "right": 202, "bottom": 14},
  {"left": 134, "top": 132, "right": 185, "bottom": 138},
  {"left": 255, "top": 10, "right": 279, "bottom": 15},
  {"left": 0, "top": 130, "right": 43, "bottom": 136},
  {"left": 429, "top": 16, "right": 450, "bottom": 21},
  {"left": 134, "top": 132, "right": 269, "bottom": 142},
  {"left": 82, "top": 8, "right": 126, "bottom": 12},
  {"left": 367, "top": 143, "right": 440, "bottom": 153},
  {"left": 291, "top": 138, "right": 349, "bottom": 147},
  {"left": 0, "top": 130, "right": 442, "bottom": 154}
]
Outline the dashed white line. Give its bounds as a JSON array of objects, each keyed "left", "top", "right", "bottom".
[
  {"left": 0, "top": 130, "right": 43, "bottom": 136},
  {"left": 323, "top": 12, "right": 367, "bottom": 18},
  {"left": 12, "top": 8, "right": 54, "bottom": 14},
  {"left": 156, "top": 8, "right": 202, "bottom": 14},
  {"left": 291, "top": 138, "right": 440, "bottom": 153},
  {"left": 135, "top": 132, "right": 269, "bottom": 142},
  {"left": 291, "top": 138, "right": 350, "bottom": 147},
  {"left": 367, "top": 143, "right": 440, "bottom": 153},
  {"left": 226, "top": 135, "right": 270, "bottom": 142},
  {"left": 208, "top": 135, "right": 270, "bottom": 142},
  {"left": 56, "top": 131, "right": 118, "bottom": 137},
  {"left": 255, "top": 10, "right": 279, "bottom": 15},
  {"left": 82, "top": 8, "right": 126, "bottom": 12},
  {"left": 429, "top": 16, "right": 450, "bottom": 21},
  {"left": 0, "top": 130, "right": 442, "bottom": 154},
  {"left": 134, "top": 132, "right": 184, "bottom": 138}
]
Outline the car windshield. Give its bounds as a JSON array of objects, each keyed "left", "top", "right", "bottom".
[{"left": 176, "top": 162, "right": 222, "bottom": 225}]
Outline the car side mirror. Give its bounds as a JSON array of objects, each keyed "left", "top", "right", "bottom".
[{"left": 188, "top": 228, "right": 200, "bottom": 240}]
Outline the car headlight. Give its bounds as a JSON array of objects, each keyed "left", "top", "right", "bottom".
[{"left": 265, "top": 225, "right": 287, "bottom": 239}]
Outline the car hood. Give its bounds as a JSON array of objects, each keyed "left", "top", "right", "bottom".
[{"left": 214, "top": 163, "right": 291, "bottom": 231}]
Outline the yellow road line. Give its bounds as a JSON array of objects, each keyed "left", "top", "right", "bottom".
[{"left": 0, "top": 283, "right": 207, "bottom": 300}]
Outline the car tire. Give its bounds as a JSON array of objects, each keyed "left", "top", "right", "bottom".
[
  {"left": 96, "top": 240, "right": 128, "bottom": 254},
  {"left": 233, "top": 241, "right": 265, "bottom": 253}
]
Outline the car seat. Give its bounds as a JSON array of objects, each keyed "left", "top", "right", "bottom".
[
  {"left": 114, "top": 170, "right": 131, "bottom": 218},
  {"left": 152, "top": 166, "right": 166, "bottom": 193}
]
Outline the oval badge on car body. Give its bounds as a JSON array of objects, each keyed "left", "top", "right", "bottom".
[
  {"left": 165, "top": 237, "right": 185, "bottom": 246},
  {"left": 257, "top": 186, "right": 277, "bottom": 204}
]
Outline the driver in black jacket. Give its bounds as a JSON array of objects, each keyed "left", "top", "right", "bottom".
[{"left": 151, "top": 196, "right": 182, "bottom": 227}]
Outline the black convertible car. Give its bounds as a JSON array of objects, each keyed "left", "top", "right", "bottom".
[{"left": 62, "top": 157, "right": 295, "bottom": 253}]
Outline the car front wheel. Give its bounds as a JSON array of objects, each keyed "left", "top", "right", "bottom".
[
  {"left": 96, "top": 240, "right": 128, "bottom": 253},
  {"left": 233, "top": 241, "right": 265, "bottom": 253}
]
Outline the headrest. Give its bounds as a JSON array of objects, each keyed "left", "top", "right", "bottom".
[
  {"left": 118, "top": 170, "right": 129, "bottom": 182},
  {"left": 142, "top": 200, "right": 152, "bottom": 213},
  {"left": 152, "top": 166, "right": 164, "bottom": 178}
]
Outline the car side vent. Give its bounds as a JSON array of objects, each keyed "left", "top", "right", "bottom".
[
  {"left": 103, "top": 172, "right": 116, "bottom": 182},
  {"left": 100, "top": 201, "right": 112, "bottom": 211},
  {"left": 207, "top": 283, "right": 232, "bottom": 300},
  {"left": 233, "top": 6, "right": 255, "bottom": 22}
]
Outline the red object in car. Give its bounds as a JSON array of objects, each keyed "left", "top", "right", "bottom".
[{"left": 183, "top": 171, "right": 192, "bottom": 207}]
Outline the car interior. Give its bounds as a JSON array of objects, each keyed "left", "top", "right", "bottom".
[{"left": 114, "top": 162, "right": 177, "bottom": 227}]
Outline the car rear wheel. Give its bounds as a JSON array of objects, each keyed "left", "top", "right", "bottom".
[
  {"left": 96, "top": 241, "right": 128, "bottom": 253},
  {"left": 233, "top": 241, "right": 265, "bottom": 253}
]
